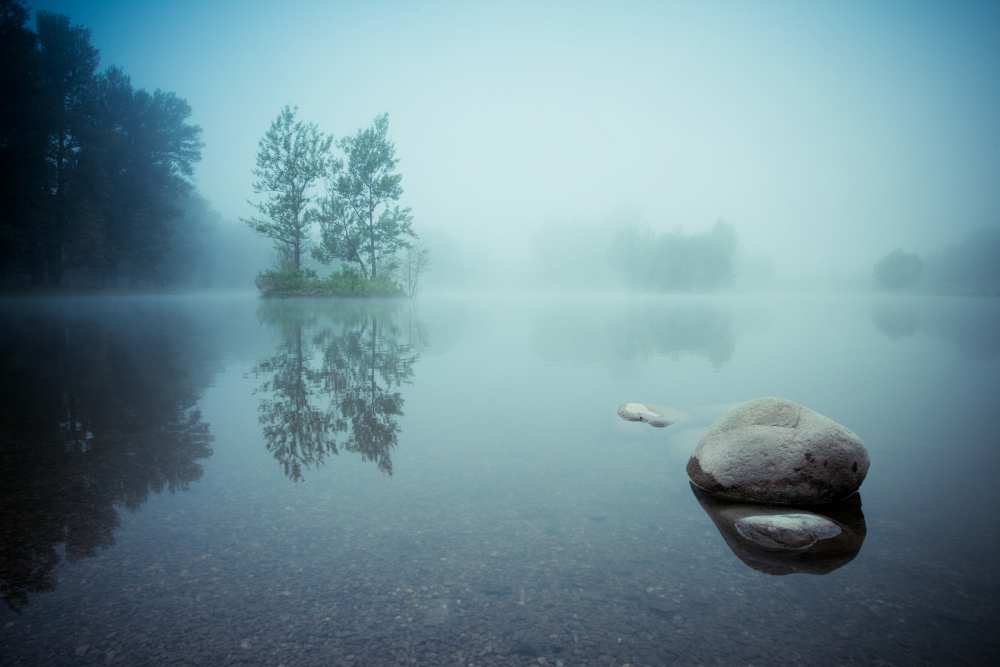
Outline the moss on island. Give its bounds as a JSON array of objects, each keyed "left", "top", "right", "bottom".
[{"left": 255, "top": 268, "right": 406, "bottom": 298}]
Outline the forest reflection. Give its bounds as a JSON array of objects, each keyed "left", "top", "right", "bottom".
[
  {"left": 253, "top": 300, "right": 422, "bottom": 482},
  {"left": 0, "top": 301, "right": 221, "bottom": 611},
  {"left": 871, "top": 298, "right": 1000, "bottom": 360}
]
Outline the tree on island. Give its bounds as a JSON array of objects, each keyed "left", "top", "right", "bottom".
[
  {"left": 245, "top": 110, "right": 426, "bottom": 296},
  {"left": 243, "top": 106, "right": 331, "bottom": 272},
  {"left": 313, "top": 113, "right": 415, "bottom": 280}
]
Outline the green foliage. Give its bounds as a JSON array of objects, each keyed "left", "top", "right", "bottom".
[
  {"left": 873, "top": 249, "right": 923, "bottom": 290},
  {"left": 242, "top": 110, "right": 420, "bottom": 291},
  {"left": 86, "top": 67, "right": 203, "bottom": 280},
  {"left": 255, "top": 267, "right": 320, "bottom": 295},
  {"left": 321, "top": 269, "right": 405, "bottom": 297},
  {"left": 255, "top": 267, "right": 405, "bottom": 298},
  {"left": 313, "top": 113, "right": 415, "bottom": 279},
  {"left": 242, "top": 106, "right": 332, "bottom": 271}
]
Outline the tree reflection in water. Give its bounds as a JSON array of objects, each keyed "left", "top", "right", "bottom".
[
  {"left": 253, "top": 300, "right": 421, "bottom": 481},
  {"left": 0, "top": 302, "right": 219, "bottom": 611}
]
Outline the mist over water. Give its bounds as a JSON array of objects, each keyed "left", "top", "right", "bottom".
[
  {"left": 9, "top": 0, "right": 998, "bottom": 291},
  {"left": 2, "top": 294, "right": 999, "bottom": 665},
  {"left": 2, "top": 1, "right": 1000, "bottom": 665}
]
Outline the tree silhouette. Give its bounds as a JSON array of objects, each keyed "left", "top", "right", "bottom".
[{"left": 0, "top": 3, "right": 202, "bottom": 289}]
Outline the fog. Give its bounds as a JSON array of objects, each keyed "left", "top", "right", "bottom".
[
  {"left": 20, "top": 0, "right": 1000, "bottom": 293},
  {"left": 5, "top": 4, "right": 1000, "bottom": 661}
]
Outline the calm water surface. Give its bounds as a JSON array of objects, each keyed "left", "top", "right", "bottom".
[{"left": 1, "top": 293, "right": 998, "bottom": 665}]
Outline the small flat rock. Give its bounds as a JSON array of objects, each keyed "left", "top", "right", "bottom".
[
  {"left": 617, "top": 403, "right": 685, "bottom": 428},
  {"left": 734, "top": 513, "right": 842, "bottom": 551}
]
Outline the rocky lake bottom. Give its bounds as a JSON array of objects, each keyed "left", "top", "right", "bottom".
[{"left": 1, "top": 293, "right": 998, "bottom": 665}]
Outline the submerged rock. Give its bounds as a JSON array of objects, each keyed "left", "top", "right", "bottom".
[
  {"left": 687, "top": 397, "right": 869, "bottom": 504},
  {"left": 617, "top": 403, "right": 685, "bottom": 428},
  {"left": 734, "top": 513, "right": 841, "bottom": 551},
  {"left": 692, "top": 484, "right": 866, "bottom": 575}
]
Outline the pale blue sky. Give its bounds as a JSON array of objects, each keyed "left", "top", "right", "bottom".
[{"left": 30, "top": 0, "right": 1000, "bottom": 273}]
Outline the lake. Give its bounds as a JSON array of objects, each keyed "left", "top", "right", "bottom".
[{"left": 1, "top": 293, "right": 998, "bottom": 665}]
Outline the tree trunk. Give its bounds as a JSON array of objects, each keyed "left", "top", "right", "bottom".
[
  {"left": 48, "top": 130, "right": 68, "bottom": 287},
  {"left": 293, "top": 207, "right": 301, "bottom": 271},
  {"left": 369, "top": 201, "right": 376, "bottom": 280}
]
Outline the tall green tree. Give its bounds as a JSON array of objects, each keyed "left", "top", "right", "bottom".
[
  {"left": 0, "top": 0, "right": 45, "bottom": 285},
  {"left": 112, "top": 82, "right": 202, "bottom": 282},
  {"left": 243, "top": 106, "right": 331, "bottom": 272},
  {"left": 36, "top": 10, "right": 99, "bottom": 286},
  {"left": 0, "top": 4, "right": 204, "bottom": 290},
  {"left": 314, "top": 113, "right": 414, "bottom": 279},
  {"left": 72, "top": 67, "right": 201, "bottom": 285}
]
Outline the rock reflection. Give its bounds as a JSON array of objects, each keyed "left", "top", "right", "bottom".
[
  {"left": 691, "top": 484, "right": 866, "bottom": 575},
  {"left": 0, "top": 303, "right": 219, "bottom": 610},
  {"left": 253, "top": 300, "right": 420, "bottom": 481}
]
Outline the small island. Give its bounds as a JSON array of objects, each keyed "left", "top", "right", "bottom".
[{"left": 244, "top": 109, "right": 429, "bottom": 298}]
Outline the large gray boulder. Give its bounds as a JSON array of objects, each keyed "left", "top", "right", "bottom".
[{"left": 687, "top": 397, "right": 869, "bottom": 505}]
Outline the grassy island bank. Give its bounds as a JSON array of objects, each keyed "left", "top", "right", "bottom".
[{"left": 255, "top": 268, "right": 406, "bottom": 298}]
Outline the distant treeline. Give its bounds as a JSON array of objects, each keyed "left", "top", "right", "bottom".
[
  {"left": 873, "top": 227, "right": 1000, "bottom": 296},
  {"left": 0, "top": 1, "right": 259, "bottom": 290},
  {"left": 610, "top": 220, "right": 738, "bottom": 291}
]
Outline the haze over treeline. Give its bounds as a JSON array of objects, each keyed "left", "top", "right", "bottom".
[{"left": 2, "top": 0, "right": 999, "bottom": 294}]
